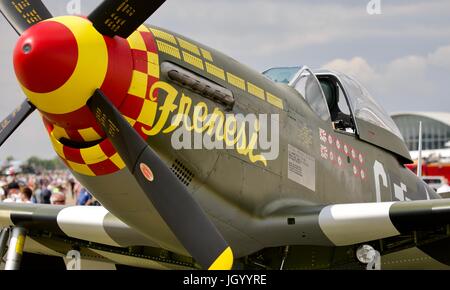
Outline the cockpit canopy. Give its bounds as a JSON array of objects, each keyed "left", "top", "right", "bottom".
[
  {"left": 264, "top": 67, "right": 402, "bottom": 138},
  {"left": 262, "top": 67, "right": 301, "bottom": 84},
  {"left": 328, "top": 71, "right": 403, "bottom": 139},
  {"left": 263, "top": 66, "right": 411, "bottom": 162}
]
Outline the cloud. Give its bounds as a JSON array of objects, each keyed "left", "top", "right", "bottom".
[
  {"left": 322, "top": 44, "right": 450, "bottom": 112},
  {"left": 146, "top": 0, "right": 450, "bottom": 64},
  {"left": 323, "top": 44, "right": 450, "bottom": 79},
  {"left": 323, "top": 57, "right": 379, "bottom": 84},
  {"left": 428, "top": 45, "right": 450, "bottom": 70}
]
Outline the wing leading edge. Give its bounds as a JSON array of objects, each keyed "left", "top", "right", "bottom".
[
  {"left": 317, "top": 199, "right": 450, "bottom": 246},
  {"left": 0, "top": 203, "right": 197, "bottom": 269},
  {"left": 0, "top": 203, "right": 157, "bottom": 248}
]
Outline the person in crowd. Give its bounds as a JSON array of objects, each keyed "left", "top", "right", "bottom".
[
  {"left": 0, "top": 169, "right": 85, "bottom": 205},
  {"left": 35, "top": 178, "right": 52, "bottom": 204},
  {"left": 50, "top": 185, "right": 66, "bottom": 205},
  {"left": 3, "top": 182, "right": 20, "bottom": 203},
  {"left": 18, "top": 187, "right": 33, "bottom": 203},
  {"left": 68, "top": 176, "right": 76, "bottom": 199},
  {"left": 77, "top": 187, "right": 93, "bottom": 206},
  {"left": 0, "top": 180, "right": 6, "bottom": 201}
]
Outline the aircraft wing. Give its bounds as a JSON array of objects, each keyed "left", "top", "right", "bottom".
[
  {"left": 252, "top": 198, "right": 450, "bottom": 251},
  {"left": 0, "top": 203, "right": 196, "bottom": 270},
  {"left": 314, "top": 198, "right": 450, "bottom": 246},
  {"left": 1, "top": 199, "right": 449, "bottom": 269},
  {"left": 266, "top": 198, "right": 450, "bottom": 268}
]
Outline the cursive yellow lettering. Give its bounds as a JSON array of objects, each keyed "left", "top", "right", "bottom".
[{"left": 142, "top": 81, "right": 179, "bottom": 136}]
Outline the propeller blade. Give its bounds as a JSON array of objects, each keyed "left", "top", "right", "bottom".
[
  {"left": 0, "top": 100, "right": 35, "bottom": 147},
  {"left": 87, "top": 89, "right": 233, "bottom": 270},
  {"left": 88, "top": 0, "right": 166, "bottom": 38},
  {"left": 0, "top": 0, "right": 52, "bottom": 35}
]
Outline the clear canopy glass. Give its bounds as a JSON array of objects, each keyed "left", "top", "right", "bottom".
[
  {"left": 337, "top": 73, "right": 404, "bottom": 139},
  {"left": 262, "top": 67, "right": 301, "bottom": 84},
  {"left": 263, "top": 66, "right": 403, "bottom": 140}
]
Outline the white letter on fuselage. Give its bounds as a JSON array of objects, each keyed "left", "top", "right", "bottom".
[{"left": 373, "top": 160, "right": 388, "bottom": 203}]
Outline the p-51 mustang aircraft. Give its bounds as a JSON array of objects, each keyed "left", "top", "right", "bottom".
[{"left": 0, "top": 0, "right": 449, "bottom": 270}]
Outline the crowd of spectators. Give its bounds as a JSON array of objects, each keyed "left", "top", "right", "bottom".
[{"left": 0, "top": 170, "right": 98, "bottom": 206}]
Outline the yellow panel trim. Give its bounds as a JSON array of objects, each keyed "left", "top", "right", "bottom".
[
  {"left": 266, "top": 92, "right": 284, "bottom": 110},
  {"left": 66, "top": 161, "right": 95, "bottom": 176},
  {"left": 52, "top": 125, "right": 69, "bottom": 140},
  {"left": 182, "top": 51, "right": 204, "bottom": 70},
  {"left": 127, "top": 30, "right": 147, "bottom": 51},
  {"left": 150, "top": 28, "right": 177, "bottom": 45},
  {"left": 201, "top": 48, "right": 213, "bottom": 62},
  {"left": 148, "top": 63, "right": 160, "bottom": 78},
  {"left": 156, "top": 40, "right": 181, "bottom": 59},
  {"left": 110, "top": 153, "right": 126, "bottom": 169},
  {"left": 137, "top": 25, "right": 150, "bottom": 33},
  {"left": 177, "top": 38, "right": 201, "bottom": 56},
  {"left": 208, "top": 247, "right": 233, "bottom": 270},
  {"left": 49, "top": 133, "right": 65, "bottom": 159},
  {"left": 147, "top": 52, "right": 160, "bottom": 78},
  {"left": 128, "top": 70, "right": 148, "bottom": 98},
  {"left": 148, "top": 51, "right": 159, "bottom": 65},
  {"left": 124, "top": 116, "right": 137, "bottom": 127},
  {"left": 205, "top": 62, "right": 225, "bottom": 80},
  {"left": 16, "top": 235, "right": 25, "bottom": 255},
  {"left": 78, "top": 127, "right": 102, "bottom": 142},
  {"left": 247, "top": 82, "right": 265, "bottom": 100},
  {"left": 80, "top": 145, "right": 108, "bottom": 165},
  {"left": 137, "top": 100, "right": 158, "bottom": 127},
  {"left": 226, "top": 73, "right": 246, "bottom": 90}
]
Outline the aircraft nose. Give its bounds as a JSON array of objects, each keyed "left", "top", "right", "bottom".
[
  {"left": 13, "top": 20, "right": 78, "bottom": 96},
  {"left": 11, "top": 15, "right": 110, "bottom": 123}
]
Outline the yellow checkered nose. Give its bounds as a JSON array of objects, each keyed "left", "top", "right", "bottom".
[
  {"left": 14, "top": 15, "right": 139, "bottom": 146},
  {"left": 42, "top": 23, "right": 164, "bottom": 178}
]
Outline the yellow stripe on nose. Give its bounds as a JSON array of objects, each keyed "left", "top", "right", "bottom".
[{"left": 22, "top": 16, "right": 108, "bottom": 115}]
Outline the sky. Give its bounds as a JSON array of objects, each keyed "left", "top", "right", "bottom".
[{"left": 0, "top": 0, "right": 450, "bottom": 160}]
